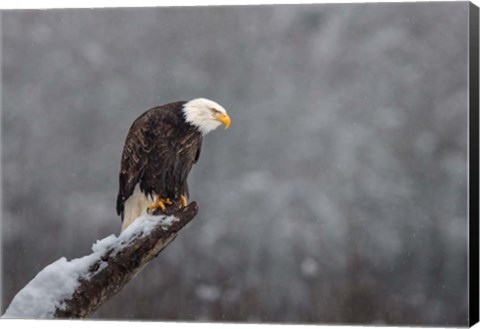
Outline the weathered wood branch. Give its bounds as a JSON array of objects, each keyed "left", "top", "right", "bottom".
[
  {"left": 54, "top": 202, "right": 198, "bottom": 318},
  {"left": 55, "top": 202, "right": 198, "bottom": 318},
  {"left": 3, "top": 202, "right": 198, "bottom": 319}
]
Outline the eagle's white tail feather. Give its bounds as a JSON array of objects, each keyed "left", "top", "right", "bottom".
[{"left": 121, "top": 184, "right": 156, "bottom": 232}]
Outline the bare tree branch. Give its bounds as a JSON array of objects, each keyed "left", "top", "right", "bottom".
[
  {"left": 3, "top": 202, "right": 198, "bottom": 319},
  {"left": 54, "top": 202, "right": 198, "bottom": 318},
  {"left": 52, "top": 202, "right": 198, "bottom": 318},
  {"left": 2, "top": 197, "right": 198, "bottom": 318}
]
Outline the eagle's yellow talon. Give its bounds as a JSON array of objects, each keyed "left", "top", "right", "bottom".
[
  {"left": 147, "top": 198, "right": 168, "bottom": 213},
  {"left": 165, "top": 198, "right": 173, "bottom": 205},
  {"left": 180, "top": 195, "right": 188, "bottom": 207}
]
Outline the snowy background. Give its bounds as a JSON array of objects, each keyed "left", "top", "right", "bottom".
[{"left": 1, "top": 2, "right": 469, "bottom": 325}]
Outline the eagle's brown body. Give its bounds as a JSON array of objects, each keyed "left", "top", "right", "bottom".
[{"left": 116, "top": 101, "right": 202, "bottom": 221}]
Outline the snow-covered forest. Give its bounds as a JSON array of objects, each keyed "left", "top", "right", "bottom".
[{"left": 1, "top": 2, "right": 469, "bottom": 325}]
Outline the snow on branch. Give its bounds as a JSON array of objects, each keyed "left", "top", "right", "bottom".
[{"left": 2, "top": 202, "right": 198, "bottom": 319}]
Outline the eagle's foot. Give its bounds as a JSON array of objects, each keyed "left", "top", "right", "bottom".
[
  {"left": 180, "top": 195, "right": 188, "bottom": 208},
  {"left": 147, "top": 198, "right": 172, "bottom": 214}
]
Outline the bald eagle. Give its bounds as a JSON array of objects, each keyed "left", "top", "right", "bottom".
[{"left": 116, "top": 98, "right": 231, "bottom": 231}]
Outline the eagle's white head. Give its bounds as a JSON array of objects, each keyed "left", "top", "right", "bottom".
[{"left": 183, "top": 98, "right": 231, "bottom": 135}]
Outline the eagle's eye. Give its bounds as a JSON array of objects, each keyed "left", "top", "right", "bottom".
[{"left": 210, "top": 108, "right": 221, "bottom": 114}]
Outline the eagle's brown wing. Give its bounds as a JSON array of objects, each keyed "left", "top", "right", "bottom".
[
  {"left": 116, "top": 111, "right": 154, "bottom": 216},
  {"left": 194, "top": 137, "right": 202, "bottom": 163}
]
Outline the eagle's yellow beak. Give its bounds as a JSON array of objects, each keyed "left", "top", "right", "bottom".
[{"left": 214, "top": 112, "right": 231, "bottom": 129}]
